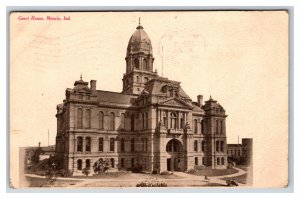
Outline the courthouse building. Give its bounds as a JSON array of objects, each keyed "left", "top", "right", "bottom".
[{"left": 55, "top": 22, "right": 228, "bottom": 175}]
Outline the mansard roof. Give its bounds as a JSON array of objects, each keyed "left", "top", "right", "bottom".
[
  {"left": 96, "top": 90, "right": 138, "bottom": 106},
  {"left": 143, "top": 76, "right": 191, "bottom": 100}
]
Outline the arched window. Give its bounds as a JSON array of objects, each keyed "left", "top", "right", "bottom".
[
  {"left": 216, "top": 119, "right": 219, "bottom": 134},
  {"left": 143, "top": 77, "right": 149, "bottom": 83},
  {"left": 143, "top": 58, "right": 148, "bottom": 70},
  {"left": 85, "top": 109, "right": 91, "bottom": 128},
  {"left": 201, "top": 140, "right": 205, "bottom": 152},
  {"left": 131, "top": 114, "right": 135, "bottom": 131},
  {"left": 217, "top": 157, "right": 220, "bottom": 165},
  {"left": 121, "top": 113, "right": 125, "bottom": 129},
  {"left": 110, "top": 158, "right": 115, "bottom": 168},
  {"left": 121, "top": 158, "right": 125, "bottom": 168},
  {"left": 193, "top": 119, "right": 198, "bottom": 134},
  {"left": 99, "top": 111, "right": 104, "bottom": 130},
  {"left": 216, "top": 141, "right": 219, "bottom": 152},
  {"left": 85, "top": 137, "right": 91, "bottom": 152},
  {"left": 134, "top": 58, "right": 139, "bottom": 69},
  {"left": 99, "top": 138, "right": 103, "bottom": 152},
  {"left": 86, "top": 159, "right": 90, "bottom": 169},
  {"left": 109, "top": 112, "right": 115, "bottom": 130},
  {"left": 77, "top": 137, "right": 83, "bottom": 152},
  {"left": 194, "top": 140, "right": 198, "bottom": 152},
  {"left": 77, "top": 159, "right": 82, "bottom": 170},
  {"left": 77, "top": 108, "right": 83, "bottom": 128},
  {"left": 170, "top": 112, "right": 177, "bottom": 129},
  {"left": 131, "top": 138, "right": 135, "bottom": 152},
  {"left": 166, "top": 139, "right": 181, "bottom": 152},
  {"left": 136, "top": 76, "right": 140, "bottom": 83},
  {"left": 221, "top": 157, "right": 225, "bottom": 165},
  {"left": 195, "top": 157, "right": 198, "bottom": 165},
  {"left": 121, "top": 138, "right": 125, "bottom": 152},
  {"left": 110, "top": 138, "right": 115, "bottom": 152}
]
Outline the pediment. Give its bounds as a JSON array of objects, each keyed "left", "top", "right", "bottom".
[{"left": 159, "top": 98, "right": 192, "bottom": 109}]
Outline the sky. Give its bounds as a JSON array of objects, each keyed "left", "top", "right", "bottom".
[{"left": 10, "top": 11, "right": 288, "bottom": 186}]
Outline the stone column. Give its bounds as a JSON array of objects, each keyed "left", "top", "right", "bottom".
[
  {"left": 83, "top": 137, "right": 86, "bottom": 153},
  {"left": 177, "top": 111, "right": 180, "bottom": 129}
]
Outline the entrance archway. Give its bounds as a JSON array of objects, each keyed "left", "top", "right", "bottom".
[{"left": 166, "top": 139, "right": 184, "bottom": 171}]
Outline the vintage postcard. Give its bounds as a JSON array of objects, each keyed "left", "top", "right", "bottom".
[{"left": 9, "top": 11, "right": 288, "bottom": 189}]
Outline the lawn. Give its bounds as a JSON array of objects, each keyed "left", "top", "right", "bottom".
[
  {"left": 188, "top": 168, "right": 239, "bottom": 177},
  {"left": 72, "top": 171, "right": 181, "bottom": 179},
  {"left": 25, "top": 176, "right": 81, "bottom": 187}
]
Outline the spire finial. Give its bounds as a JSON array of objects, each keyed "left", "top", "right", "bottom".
[
  {"left": 80, "top": 74, "right": 82, "bottom": 80},
  {"left": 136, "top": 17, "right": 143, "bottom": 29}
]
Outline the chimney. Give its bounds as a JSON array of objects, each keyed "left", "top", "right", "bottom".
[
  {"left": 90, "top": 80, "right": 97, "bottom": 91},
  {"left": 197, "top": 95, "right": 203, "bottom": 107},
  {"left": 38, "top": 142, "right": 41, "bottom": 147}
]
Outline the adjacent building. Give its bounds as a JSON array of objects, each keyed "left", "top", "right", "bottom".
[
  {"left": 227, "top": 138, "right": 253, "bottom": 166},
  {"left": 55, "top": 22, "right": 229, "bottom": 175}
]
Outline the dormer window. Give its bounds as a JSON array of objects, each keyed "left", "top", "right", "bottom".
[
  {"left": 175, "top": 90, "right": 178, "bottom": 97},
  {"left": 144, "top": 77, "right": 149, "bottom": 83},
  {"left": 169, "top": 89, "right": 174, "bottom": 97}
]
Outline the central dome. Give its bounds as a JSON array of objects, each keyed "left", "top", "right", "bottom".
[{"left": 126, "top": 24, "right": 153, "bottom": 56}]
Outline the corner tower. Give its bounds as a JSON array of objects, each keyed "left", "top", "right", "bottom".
[{"left": 122, "top": 20, "right": 158, "bottom": 94}]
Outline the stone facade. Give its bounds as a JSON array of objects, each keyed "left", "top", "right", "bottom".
[{"left": 55, "top": 22, "right": 228, "bottom": 175}]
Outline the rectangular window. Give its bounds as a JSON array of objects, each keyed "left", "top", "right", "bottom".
[
  {"left": 110, "top": 138, "right": 115, "bottom": 152},
  {"left": 131, "top": 139, "right": 135, "bottom": 152},
  {"left": 220, "top": 120, "right": 223, "bottom": 134},
  {"left": 99, "top": 138, "right": 103, "bottom": 152},
  {"left": 220, "top": 141, "right": 224, "bottom": 152},
  {"left": 194, "top": 140, "right": 198, "bottom": 151},
  {"left": 121, "top": 139, "right": 125, "bottom": 153},
  {"left": 145, "top": 112, "right": 148, "bottom": 129},
  {"left": 77, "top": 137, "right": 83, "bottom": 152},
  {"left": 85, "top": 137, "right": 91, "bottom": 152}
]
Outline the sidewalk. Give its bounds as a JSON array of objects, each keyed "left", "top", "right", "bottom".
[{"left": 24, "top": 167, "right": 248, "bottom": 187}]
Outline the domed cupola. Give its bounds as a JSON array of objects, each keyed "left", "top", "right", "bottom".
[
  {"left": 126, "top": 23, "right": 153, "bottom": 56},
  {"left": 122, "top": 19, "right": 158, "bottom": 95}
]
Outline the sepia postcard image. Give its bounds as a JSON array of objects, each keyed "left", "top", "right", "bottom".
[{"left": 9, "top": 10, "right": 288, "bottom": 189}]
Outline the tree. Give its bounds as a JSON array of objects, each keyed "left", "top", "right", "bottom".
[
  {"left": 82, "top": 168, "right": 90, "bottom": 176},
  {"left": 31, "top": 147, "right": 43, "bottom": 165},
  {"left": 93, "top": 158, "right": 111, "bottom": 174}
]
